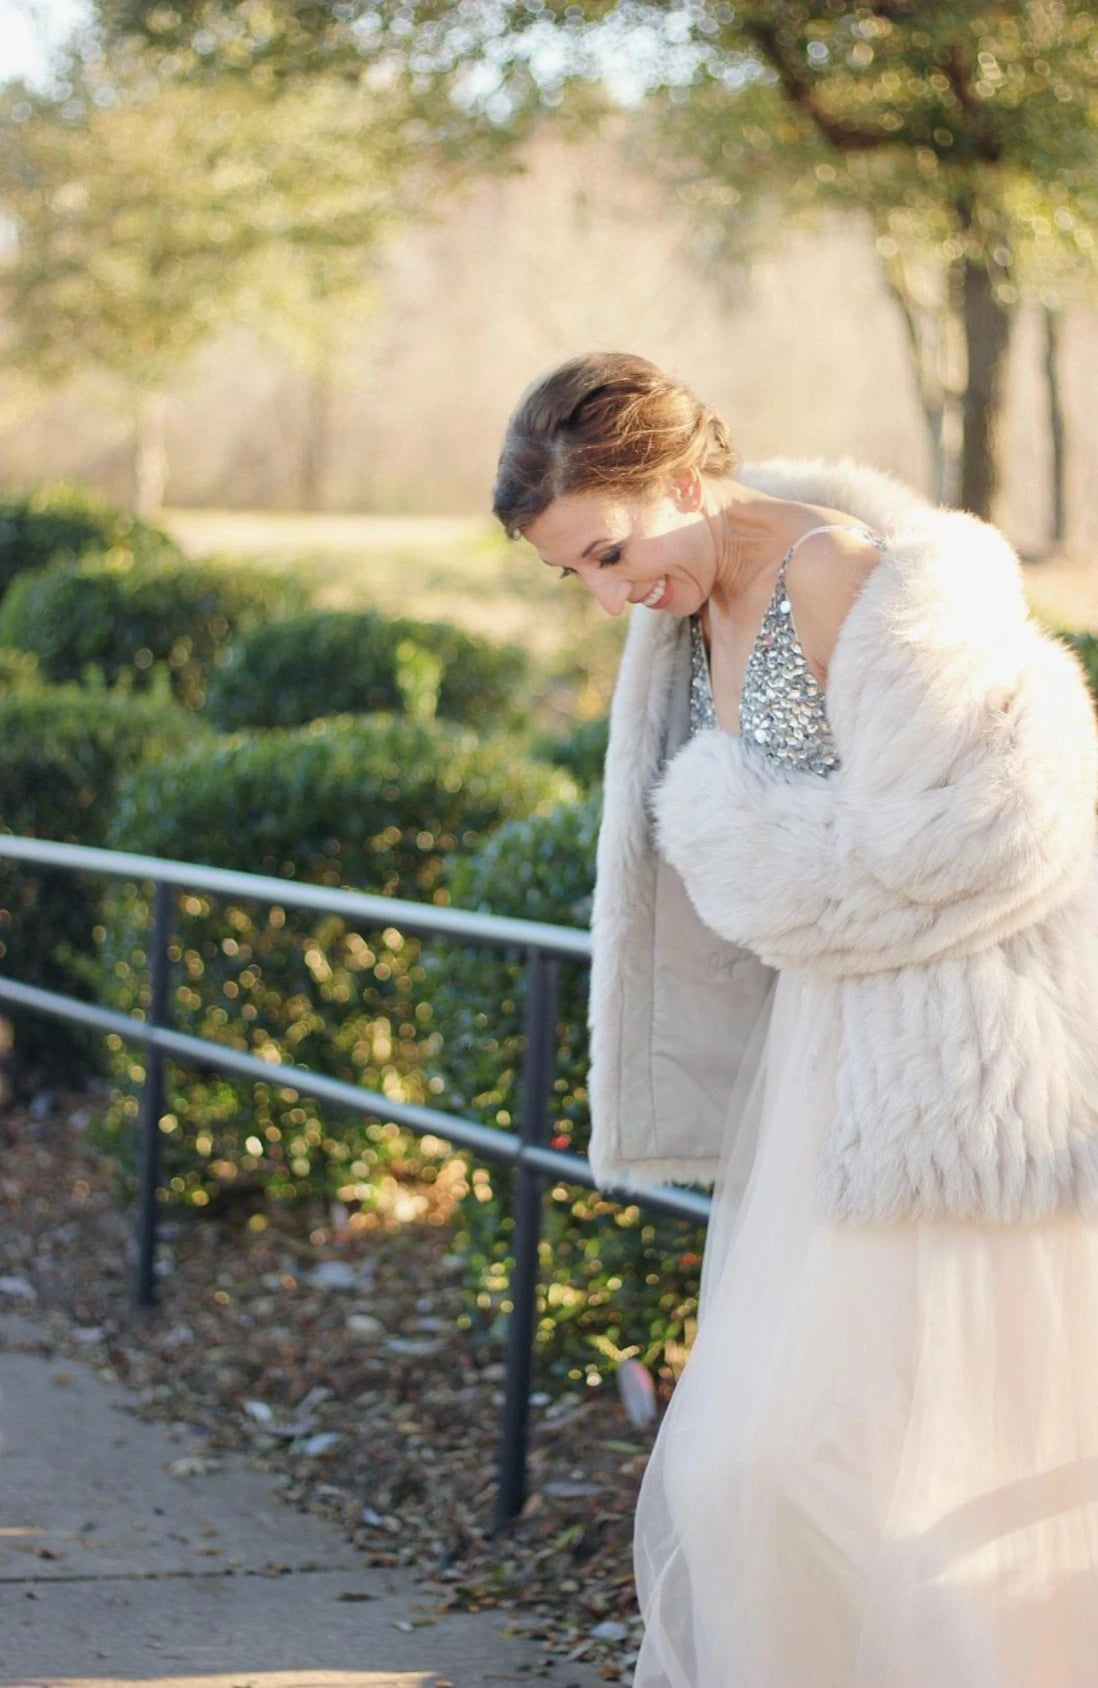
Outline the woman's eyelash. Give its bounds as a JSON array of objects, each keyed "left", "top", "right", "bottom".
[{"left": 558, "top": 546, "right": 621, "bottom": 579}]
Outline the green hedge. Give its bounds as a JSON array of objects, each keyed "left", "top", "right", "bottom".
[
  {"left": 0, "top": 685, "right": 198, "bottom": 1077},
  {"left": 0, "top": 648, "right": 40, "bottom": 691},
  {"left": 423, "top": 796, "right": 705, "bottom": 1385},
  {"left": 204, "top": 609, "right": 530, "bottom": 732},
  {"left": 91, "top": 716, "right": 575, "bottom": 1202},
  {"left": 532, "top": 714, "right": 608, "bottom": 789},
  {"left": 0, "top": 556, "right": 308, "bottom": 708},
  {"left": 0, "top": 483, "right": 181, "bottom": 602}
]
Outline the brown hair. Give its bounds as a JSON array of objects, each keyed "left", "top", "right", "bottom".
[{"left": 492, "top": 352, "right": 738, "bottom": 537}]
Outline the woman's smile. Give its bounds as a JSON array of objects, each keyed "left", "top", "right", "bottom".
[{"left": 638, "top": 575, "right": 671, "bottom": 610}]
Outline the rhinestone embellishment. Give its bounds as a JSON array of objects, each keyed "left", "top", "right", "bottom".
[
  {"left": 689, "top": 612, "right": 718, "bottom": 737},
  {"left": 688, "top": 526, "right": 887, "bottom": 777}
]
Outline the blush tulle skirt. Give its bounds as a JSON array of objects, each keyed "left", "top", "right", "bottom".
[{"left": 632, "top": 971, "right": 1098, "bottom": 1687}]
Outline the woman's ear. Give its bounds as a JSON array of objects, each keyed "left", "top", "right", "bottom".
[{"left": 670, "top": 468, "right": 703, "bottom": 512}]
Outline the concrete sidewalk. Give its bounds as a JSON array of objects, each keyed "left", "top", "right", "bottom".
[{"left": 0, "top": 1313, "right": 603, "bottom": 1688}]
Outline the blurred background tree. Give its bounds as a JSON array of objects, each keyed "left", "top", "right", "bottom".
[
  {"left": 632, "top": 2, "right": 1098, "bottom": 518},
  {"left": 0, "top": 19, "right": 504, "bottom": 513},
  {"left": 89, "top": 1, "right": 1097, "bottom": 518}
]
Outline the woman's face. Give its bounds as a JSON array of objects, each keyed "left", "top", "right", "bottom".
[{"left": 522, "top": 482, "right": 713, "bottom": 618}]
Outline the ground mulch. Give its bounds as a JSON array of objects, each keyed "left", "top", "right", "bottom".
[{"left": 0, "top": 1087, "right": 660, "bottom": 1681}]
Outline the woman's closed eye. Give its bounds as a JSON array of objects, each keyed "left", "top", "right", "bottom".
[{"left": 558, "top": 546, "right": 622, "bottom": 579}]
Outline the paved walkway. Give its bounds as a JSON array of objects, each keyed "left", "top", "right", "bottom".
[{"left": 0, "top": 1313, "right": 602, "bottom": 1688}]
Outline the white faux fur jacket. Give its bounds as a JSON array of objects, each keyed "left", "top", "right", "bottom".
[{"left": 587, "top": 457, "right": 1098, "bottom": 1224}]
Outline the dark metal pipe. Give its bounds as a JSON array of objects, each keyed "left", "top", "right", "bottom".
[
  {"left": 495, "top": 949, "right": 560, "bottom": 1530},
  {"left": 0, "top": 835, "right": 590, "bottom": 960},
  {"left": 132, "top": 881, "right": 173, "bottom": 1308},
  {"left": 0, "top": 946, "right": 711, "bottom": 1225}
]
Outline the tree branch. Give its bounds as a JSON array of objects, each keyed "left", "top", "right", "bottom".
[
  {"left": 939, "top": 43, "right": 1003, "bottom": 164},
  {"left": 744, "top": 17, "right": 901, "bottom": 153}
]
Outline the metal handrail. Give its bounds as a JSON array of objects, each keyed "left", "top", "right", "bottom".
[
  {"left": 0, "top": 835, "right": 711, "bottom": 1528},
  {"left": 0, "top": 836, "right": 593, "bottom": 957}
]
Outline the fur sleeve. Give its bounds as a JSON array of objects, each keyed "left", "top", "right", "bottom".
[{"left": 651, "top": 629, "right": 1098, "bottom": 977}]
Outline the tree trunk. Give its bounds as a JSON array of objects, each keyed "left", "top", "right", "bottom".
[
  {"left": 879, "top": 266, "right": 947, "bottom": 497},
  {"left": 134, "top": 389, "right": 169, "bottom": 518},
  {"left": 1043, "top": 304, "right": 1067, "bottom": 548},
  {"left": 876, "top": 251, "right": 965, "bottom": 504},
  {"left": 958, "top": 257, "right": 1012, "bottom": 519}
]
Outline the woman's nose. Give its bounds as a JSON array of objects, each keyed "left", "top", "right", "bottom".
[{"left": 589, "top": 574, "right": 632, "bottom": 616}]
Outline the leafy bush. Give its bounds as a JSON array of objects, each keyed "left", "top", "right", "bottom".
[
  {"left": 532, "top": 715, "right": 608, "bottom": 789},
  {"left": 1060, "top": 631, "right": 1098, "bottom": 704},
  {"left": 0, "top": 483, "right": 181, "bottom": 602},
  {"left": 424, "top": 795, "right": 705, "bottom": 1386},
  {"left": 0, "top": 648, "right": 41, "bottom": 691},
  {"left": 204, "top": 609, "right": 530, "bottom": 732},
  {"left": 0, "top": 685, "right": 198, "bottom": 1077},
  {"left": 0, "top": 555, "right": 308, "bottom": 708},
  {"left": 91, "top": 715, "right": 575, "bottom": 1204}
]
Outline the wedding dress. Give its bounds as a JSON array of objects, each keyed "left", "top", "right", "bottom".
[{"left": 631, "top": 527, "right": 1098, "bottom": 1687}]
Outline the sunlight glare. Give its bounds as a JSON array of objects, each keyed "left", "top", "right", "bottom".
[{"left": 0, "top": 0, "right": 92, "bottom": 88}]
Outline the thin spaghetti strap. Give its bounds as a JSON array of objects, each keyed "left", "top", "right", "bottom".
[{"left": 779, "top": 523, "right": 887, "bottom": 572}]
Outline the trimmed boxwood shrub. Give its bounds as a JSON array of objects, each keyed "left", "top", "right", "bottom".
[
  {"left": 0, "top": 648, "right": 40, "bottom": 691},
  {"left": 532, "top": 714, "right": 608, "bottom": 789},
  {"left": 204, "top": 609, "right": 530, "bottom": 732},
  {"left": 0, "top": 483, "right": 182, "bottom": 601},
  {"left": 91, "top": 715, "right": 575, "bottom": 1204},
  {"left": 0, "top": 685, "right": 199, "bottom": 1078},
  {"left": 0, "top": 555, "right": 309, "bottom": 708},
  {"left": 423, "top": 796, "right": 705, "bottom": 1385}
]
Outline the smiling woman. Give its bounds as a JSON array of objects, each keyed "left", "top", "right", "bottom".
[
  {"left": 492, "top": 351, "right": 1098, "bottom": 1688},
  {"left": 495, "top": 353, "right": 883, "bottom": 721}
]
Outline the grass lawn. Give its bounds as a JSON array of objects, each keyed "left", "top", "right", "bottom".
[{"left": 1020, "top": 551, "right": 1098, "bottom": 634}]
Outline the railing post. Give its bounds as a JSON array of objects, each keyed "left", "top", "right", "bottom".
[
  {"left": 494, "top": 946, "right": 559, "bottom": 1531},
  {"left": 132, "top": 879, "right": 173, "bottom": 1309}
]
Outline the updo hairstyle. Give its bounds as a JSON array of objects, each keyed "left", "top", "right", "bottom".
[{"left": 492, "top": 352, "right": 738, "bottom": 538}]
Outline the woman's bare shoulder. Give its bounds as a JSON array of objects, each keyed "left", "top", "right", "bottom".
[{"left": 784, "top": 527, "right": 884, "bottom": 684}]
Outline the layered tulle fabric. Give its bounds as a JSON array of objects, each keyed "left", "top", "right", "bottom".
[{"left": 633, "top": 971, "right": 1098, "bottom": 1687}]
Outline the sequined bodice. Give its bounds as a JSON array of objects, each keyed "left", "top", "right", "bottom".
[{"left": 689, "top": 524, "right": 886, "bottom": 777}]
